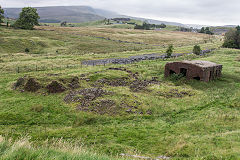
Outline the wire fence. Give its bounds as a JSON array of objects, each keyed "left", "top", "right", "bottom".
[
  {"left": 1, "top": 63, "right": 106, "bottom": 74},
  {"left": 1, "top": 59, "right": 166, "bottom": 74}
]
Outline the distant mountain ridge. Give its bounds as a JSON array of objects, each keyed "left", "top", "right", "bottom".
[
  {"left": 3, "top": 6, "right": 186, "bottom": 26},
  {"left": 4, "top": 6, "right": 105, "bottom": 23},
  {"left": 3, "top": 5, "right": 223, "bottom": 28}
]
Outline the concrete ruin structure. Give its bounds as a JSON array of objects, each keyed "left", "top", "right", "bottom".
[{"left": 165, "top": 60, "right": 223, "bottom": 82}]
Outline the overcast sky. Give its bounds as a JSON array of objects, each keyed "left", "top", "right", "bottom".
[{"left": 1, "top": 0, "right": 239, "bottom": 26}]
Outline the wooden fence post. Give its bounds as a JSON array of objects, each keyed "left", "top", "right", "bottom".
[{"left": 17, "top": 67, "right": 20, "bottom": 73}]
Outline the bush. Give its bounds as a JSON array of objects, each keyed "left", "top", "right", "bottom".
[
  {"left": 25, "top": 48, "right": 30, "bottom": 53},
  {"left": 0, "top": 6, "right": 4, "bottom": 24},
  {"left": 193, "top": 45, "right": 201, "bottom": 55},
  {"left": 222, "top": 26, "right": 240, "bottom": 49},
  {"left": 166, "top": 45, "right": 174, "bottom": 58}
]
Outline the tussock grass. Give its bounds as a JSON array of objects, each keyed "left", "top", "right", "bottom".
[{"left": 0, "top": 136, "right": 125, "bottom": 160}]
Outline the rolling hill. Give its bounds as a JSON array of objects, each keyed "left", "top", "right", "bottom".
[
  {"left": 3, "top": 5, "right": 184, "bottom": 26},
  {"left": 4, "top": 6, "right": 105, "bottom": 23}
]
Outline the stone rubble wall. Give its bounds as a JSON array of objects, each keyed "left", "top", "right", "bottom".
[{"left": 82, "top": 49, "right": 215, "bottom": 66}]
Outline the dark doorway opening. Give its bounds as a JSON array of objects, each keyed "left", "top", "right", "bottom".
[
  {"left": 193, "top": 77, "right": 200, "bottom": 80},
  {"left": 180, "top": 68, "right": 187, "bottom": 76},
  {"left": 170, "top": 70, "right": 176, "bottom": 75},
  {"left": 209, "top": 71, "right": 213, "bottom": 81}
]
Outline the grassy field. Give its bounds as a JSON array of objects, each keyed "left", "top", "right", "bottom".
[
  {"left": 36, "top": 26, "right": 214, "bottom": 46},
  {"left": 41, "top": 19, "right": 143, "bottom": 29},
  {"left": 0, "top": 25, "right": 239, "bottom": 159}
]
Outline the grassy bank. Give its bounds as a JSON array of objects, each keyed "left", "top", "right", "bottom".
[{"left": 0, "top": 136, "right": 124, "bottom": 160}]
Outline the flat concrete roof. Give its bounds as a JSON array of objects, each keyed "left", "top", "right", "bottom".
[
  {"left": 181, "top": 60, "right": 221, "bottom": 68},
  {"left": 165, "top": 60, "right": 222, "bottom": 68}
]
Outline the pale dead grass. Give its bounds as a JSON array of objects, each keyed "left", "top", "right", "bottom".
[{"left": 36, "top": 26, "right": 212, "bottom": 46}]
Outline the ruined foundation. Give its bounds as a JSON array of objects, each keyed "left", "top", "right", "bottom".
[{"left": 165, "top": 60, "right": 223, "bottom": 82}]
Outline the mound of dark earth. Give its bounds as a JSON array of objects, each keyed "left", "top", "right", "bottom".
[
  {"left": 46, "top": 81, "right": 66, "bottom": 93},
  {"left": 68, "top": 77, "right": 80, "bottom": 89},
  {"left": 13, "top": 77, "right": 26, "bottom": 89},
  {"left": 24, "top": 78, "right": 42, "bottom": 92}
]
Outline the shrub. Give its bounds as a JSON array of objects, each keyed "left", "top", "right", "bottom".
[
  {"left": 166, "top": 45, "right": 174, "bottom": 58},
  {"left": 0, "top": 6, "right": 4, "bottom": 24},
  {"left": 60, "top": 21, "right": 67, "bottom": 27},
  {"left": 25, "top": 48, "right": 30, "bottom": 53},
  {"left": 193, "top": 45, "right": 201, "bottom": 55},
  {"left": 222, "top": 26, "right": 240, "bottom": 49}
]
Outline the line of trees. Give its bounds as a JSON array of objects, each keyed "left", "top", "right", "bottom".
[
  {"left": 199, "top": 27, "right": 214, "bottom": 35},
  {"left": 134, "top": 22, "right": 166, "bottom": 30}
]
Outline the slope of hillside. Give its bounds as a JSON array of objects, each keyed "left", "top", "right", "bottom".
[
  {"left": 4, "top": 6, "right": 105, "bottom": 23},
  {"left": 4, "top": 5, "right": 185, "bottom": 26}
]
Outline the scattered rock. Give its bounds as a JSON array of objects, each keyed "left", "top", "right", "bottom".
[
  {"left": 126, "top": 109, "right": 133, "bottom": 113},
  {"left": 146, "top": 109, "right": 153, "bottom": 115},
  {"left": 24, "top": 78, "right": 41, "bottom": 92},
  {"left": 46, "top": 81, "right": 66, "bottom": 93}
]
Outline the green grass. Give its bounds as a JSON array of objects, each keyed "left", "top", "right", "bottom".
[{"left": 0, "top": 26, "right": 239, "bottom": 159}]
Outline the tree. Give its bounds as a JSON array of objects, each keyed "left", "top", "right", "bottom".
[
  {"left": 193, "top": 45, "right": 201, "bottom": 55},
  {"left": 0, "top": 6, "right": 4, "bottom": 24},
  {"left": 199, "top": 27, "right": 205, "bottom": 33},
  {"left": 166, "top": 45, "right": 174, "bottom": 58},
  {"left": 205, "top": 27, "right": 213, "bottom": 35},
  {"left": 142, "top": 22, "right": 150, "bottom": 30},
  {"left": 60, "top": 21, "right": 67, "bottom": 27},
  {"left": 14, "top": 7, "right": 40, "bottom": 30},
  {"left": 159, "top": 23, "right": 166, "bottom": 28},
  {"left": 222, "top": 27, "right": 240, "bottom": 49},
  {"left": 199, "top": 27, "right": 213, "bottom": 35}
]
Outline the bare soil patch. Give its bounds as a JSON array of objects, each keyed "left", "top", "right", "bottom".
[
  {"left": 64, "top": 88, "right": 111, "bottom": 103},
  {"left": 46, "top": 81, "right": 66, "bottom": 93},
  {"left": 24, "top": 78, "right": 42, "bottom": 92},
  {"left": 158, "top": 89, "right": 193, "bottom": 98}
]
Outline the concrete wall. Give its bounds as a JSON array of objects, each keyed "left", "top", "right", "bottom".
[{"left": 165, "top": 62, "right": 222, "bottom": 82}]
